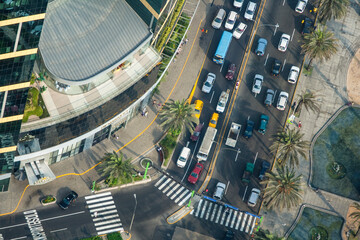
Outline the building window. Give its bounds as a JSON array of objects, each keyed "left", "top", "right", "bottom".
[
  {"left": 49, "top": 150, "right": 59, "bottom": 165},
  {"left": 92, "top": 126, "right": 110, "bottom": 146}
]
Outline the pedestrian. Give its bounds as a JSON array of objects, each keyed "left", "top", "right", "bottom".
[
  {"left": 291, "top": 101, "right": 297, "bottom": 110},
  {"left": 158, "top": 102, "right": 162, "bottom": 107},
  {"left": 144, "top": 110, "right": 148, "bottom": 117},
  {"left": 298, "top": 121, "right": 302, "bottom": 128},
  {"left": 116, "top": 135, "right": 119, "bottom": 140},
  {"left": 94, "top": 212, "right": 98, "bottom": 218},
  {"left": 184, "top": 38, "right": 189, "bottom": 44},
  {"left": 152, "top": 99, "right": 156, "bottom": 105}
]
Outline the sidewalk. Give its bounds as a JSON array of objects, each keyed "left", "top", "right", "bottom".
[{"left": 259, "top": 1, "right": 360, "bottom": 237}]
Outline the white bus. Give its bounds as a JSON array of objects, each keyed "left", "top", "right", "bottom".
[{"left": 197, "top": 127, "right": 217, "bottom": 161}]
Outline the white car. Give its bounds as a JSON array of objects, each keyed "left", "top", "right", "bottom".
[
  {"left": 277, "top": 91, "right": 289, "bottom": 110},
  {"left": 295, "top": 0, "right": 308, "bottom": 13},
  {"left": 213, "top": 182, "right": 226, "bottom": 200},
  {"left": 202, "top": 73, "right": 216, "bottom": 93},
  {"left": 212, "top": 8, "right": 226, "bottom": 29},
  {"left": 244, "top": 1, "right": 257, "bottom": 21},
  {"left": 233, "top": 0, "right": 244, "bottom": 8},
  {"left": 233, "top": 22, "right": 247, "bottom": 39},
  {"left": 225, "top": 11, "right": 237, "bottom": 30},
  {"left": 252, "top": 74, "right": 263, "bottom": 94},
  {"left": 248, "top": 188, "right": 261, "bottom": 207},
  {"left": 278, "top": 33, "right": 290, "bottom": 52},
  {"left": 288, "top": 66, "right": 300, "bottom": 84}
]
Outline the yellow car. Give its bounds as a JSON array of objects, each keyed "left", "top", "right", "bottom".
[
  {"left": 194, "top": 100, "right": 203, "bottom": 119},
  {"left": 209, "top": 112, "right": 219, "bottom": 128}
]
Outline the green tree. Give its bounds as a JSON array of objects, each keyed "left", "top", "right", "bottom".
[
  {"left": 349, "top": 202, "right": 360, "bottom": 234},
  {"left": 295, "top": 90, "right": 320, "bottom": 114},
  {"left": 100, "top": 151, "right": 134, "bottom": 184},
  {"left": 159, "top": 99, "right": 199, "bottom": 132},
  {"left": 271, "top": 128, "right": 310, "bottom": 167},
  {"left": 261, "top": 166, "right": 303, "bottom": 211},
  {"left": 252, "top": 228, "right": 285, "bottom": 240},
  {"left": 316, "top": 0, "right": 349, "bottom": 23},
  {"left": 301, "top": 26, "right": 338, "bottom": 69}
]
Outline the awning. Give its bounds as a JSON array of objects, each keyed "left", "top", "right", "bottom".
[{"left": 24, "top": 160, "right": 56, "bottom": 185}]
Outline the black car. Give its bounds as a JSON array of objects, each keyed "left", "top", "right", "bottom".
[
  {"left": 244, "top": 120, "right": 255, "bottom": 138},
  {"left": 58, "top": 191, "right": 78, "bottom": 209},
  {"left": 224, "top": 230, "right": 234, "bottom": 240},
  {"left": 302, "top": 17, "right": 314, "bottom": 34},
  {"left": 259, "top": 161, "right": 270, "bottom": 180},
  {"left": 271, "top": 59, "right": 282, "bottom": 76}
]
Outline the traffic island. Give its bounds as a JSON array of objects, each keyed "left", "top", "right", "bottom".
[{"left": 167, "top": 206, "right": 193, "bottom": 224}]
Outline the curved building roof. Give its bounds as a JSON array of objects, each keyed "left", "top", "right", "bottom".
[{"left": 39, "top": 0, "right": 151, "bottom": 83}]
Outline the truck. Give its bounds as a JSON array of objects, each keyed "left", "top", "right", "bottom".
[
  {"left": 225, "top": 122, "right": 241, "bottom": 147},
  {"left": 216, "top": 89, "right": 230, "bottom": 113},
  {"left": 197, "top": 127, "right": 217, "bottom": 161},
  {"left": 242, "top": 163, "right": 254, "bottom": 184}
]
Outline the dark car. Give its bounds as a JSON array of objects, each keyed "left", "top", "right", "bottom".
[
  {"left": 258, "top": 114, "right": 269, "bottom": 135},
  {"left": 271, "top": 59, "right": 282, "bottom": 76},
  {"left": 58, "top": 191, "right": 78, "bottom": 209},
  {"left": 224, "top": 230, "right": 234, "bottom": 240},
  {"left": 225, "top": 63, "right": 236, "bottom": 80},
  {"left": 190, "top": 123, "right": 204, "bottom": 141},
  {"left": 244, "top": 120, "right": 255, "bottom": 138},
  {"left": 302, "top": 17, "right": 314, "bottom": 34},
  {"left": 259, "top": 161, "right": 270, "bottom": 180}
]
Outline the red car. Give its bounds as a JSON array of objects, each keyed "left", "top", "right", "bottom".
[
  {"left": 225, "top": 63, "right": 236, "bottom": 80},
  {"left": 190, "top": 123, "right": 204, "bottom": 141},
  {"left": 187, "top": 163, "right": 204, "bottom": 184}
]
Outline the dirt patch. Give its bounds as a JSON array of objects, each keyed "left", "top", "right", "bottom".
[
  {"left": 347, "top": 49, "right": 360, "bottom": 104},
  {"left": 343, "top": 204, "right": 360, "bottom": 239}
]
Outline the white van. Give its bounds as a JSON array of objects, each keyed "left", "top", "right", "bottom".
[
  {"left": 213, "top": 182, "right": 226, "bottom": 200},
  {"left": 247, "top": 188, "right": 261, "bottom": 207},
  {"left": 177, "top": 147, "right": 191, "bottom": 168},
  {"left": 244, "top": 1, "right": 257, "bottom": 21}
]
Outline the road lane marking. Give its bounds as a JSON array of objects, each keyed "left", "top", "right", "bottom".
[
  {"left": 225, "top": 209, "right": 233, "bottom": 227},
  {"left": 283, "top": 0, "right": 286, "bottom": 6},
  {"left": 174, "top": 189, "right": 189, "bottom": 203},
  {"left": 235, "top": 148, "right": 241, "bottom": 162},
  {"left": 246, "top": 215, "right": 253, "bottom": 233},
  {"left": 162, "top": 181, "right": 176, "bottom": 194},
  {"left": 194, "top": 199, "right": 203, "bottom": 217},
  {"left": 242, "top": 185, "right": 248, "bottom": 201},
  {"left": 10, "top": 237, "right": 27, "bottom": 240},
  {"left": 85, "top": 192, "right": 111, "bottom": 200},
  {"left": 170, "top": 186, "right": 185, "bottom": 200},
  {"left": 250, "top": 216, "right": 257, "bottom": 234},
  {"left": 200, "top": 200, "right": 208, "bottom": 218},
  {"left": 235, "top": 212, "right": 243, "bottom": 230},
  {"left": 86, "top": 196, "right": 113, "bottom": 204},
  {"left": 155, "top": 175, "right": 167, "bottom": 187},
  {"left": 225, "top": 181, "right": 230, "bottom": 194},
  {"left": 205, "top": 202, "right": 213, "bottom": 220},
  {"left": 264, "top": 53, "right": 269, "bottom": 66},
  {"left": 230, "top": 210, "right": 238, "bottom": 228},
  {"left": 241, "top": 214, "right": 248, "bottom": 231},
  {"left": 88, "top": 201, "right": 115, "bottom": 209},
  {"left": 89, "top": 205, "right": 116, "bottom": 212},
  {"left": 97, "top": 227, "right": 124, "bottom": 236},
  {"left": 158, "top": 177, "right": 172, "bottom": 190},
  {"left": 92, "top": 213, "right": 119, "bottom": 222},
  {"left": 282, "top": 58, "right": 286, "bottom": 71},
  {"left": 166, "top": 183, "right": 181, "bottom": 196},
  {"left": 291, "top": 28, "right": 295, "bottom": 41},
  {"left": 215, "top": 205, "right": 223, "bottom": 223},
  {"left": 178, "top": 192, "right": 192, "bottom": 206},
  {"left": 50, "top": 228, "right": 67, "bottom": 233},
  {"left": 253, "top": 152, "right": 258, "bottom": 165},
  {"left": 94, "top": 219, "right": 121, "bottom": 226},
  {"left": 210, "top": 91, "right": 215, "bottom": 103},
  {"left": 210, "top": 204, "right": 218, "bottom": 221}
]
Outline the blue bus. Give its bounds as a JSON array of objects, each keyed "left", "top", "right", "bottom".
[{"left": 213, "top": 31, "right": 233, "bottom": 64}]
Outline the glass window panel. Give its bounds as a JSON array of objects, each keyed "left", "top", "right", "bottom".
[
  {"left": 3, "top": 88, "right": 28, "bottom": 117},
  {"left": 0, "top": 0, "right": 49, "bottom": 21},
  {"left": 0, "top": 56, "right": 35, "bottom": 86},
  {"left": 0, "top": 24, "right": 17, "bottom": 52},
  {"left": 0, "top": 151, "right": 15, "bottom": 175},
  {"left": 19, "top": 19, "right": 44, "bottom": 50}
]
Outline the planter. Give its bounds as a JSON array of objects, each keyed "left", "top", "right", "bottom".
[
  {"left": 140, "top": 158, "right": 153, "bottom": 169},
  {"left": 41, "top": 195, "right": 56, "bottom": 206}
]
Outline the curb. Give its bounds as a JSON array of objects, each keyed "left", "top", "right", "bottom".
[
  {"left": 94, "top": 176, "right": 152, "bottom": 194},
  {"left": 166, "top": 206, "right": 193, "bottom": 224}
]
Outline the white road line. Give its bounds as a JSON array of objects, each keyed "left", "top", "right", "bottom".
[
  {"left": 242, "top": 186, "right": 248, "bottom": 201},
  {"left": 241, "top": 214, "right": 248, "bottom": 231},
  {"left": 96, "top": 223, "right": 123, "bottom": 231},
  {"left": 158, "top": 178, "right": 172, "bottom": 190},
  {"left": 246, "top": 215, "right": 254, "bottom": 233},
  {"left": 0, "top": 223, "right": 27, "bottom": 230},
  {"left": 89, "top": 205, "right": 116, "bottom": 212},
  {"left": 235, "top": 148, "right": 241, "bottom": 162},
  {"left": 155, "top": 175, "right": 166, "bottom": 187},
  {"left": 250, "top": 216, "right": 257, "bottom": 234},
  {"left": 23, "top": 210, "right": 36, "bottom": 215},
  {"left": 94, "top": 219, "right": 121, "bottom": 226},
  {"left": 264, "top": 53, "right": 269, "bottom": 66},
  {"left": 205, "top": 202, "right": 213, "bottom": 220},
  {"left": 92, "top": 214, "right": 119, "bottom": 221},
  {"left": 88, "top": 201, "right": 115, "bottom": 209},
  {"left": 9, "top": 237, "right": 26, "bottom": 240},
  {"left": 86, "top": 196, "right": 113, "bottom": 204},
  {"left": 41, "top": 211, "right": 85, "bottom": 222},
  {"left": 291, "top": 28, "right": 295, "bottom": 41},
  {"left": 210, "top": 204, "right": 218, "bottom": 221},
  {"left": 178, "top": 192, "right": 192, "bottom": 206},
  {"left": 283, "top": 0, "right": 286, "bottom": 6},
  {"left": 225, "top": 181, "right": 230, "bottom": 194},
  {"left": 97, "top": 227, "right": 124, "bottom": 235},
  {"left": 166, "top": 183, "right": 181, "bottom": 196},
  {"left": 50, "top": 228, "right": 67, "bottom": 233},
  {"left": 199, "top": 200, "right": 208, "bottom": 218},
  {"left": 235, "top": 212, "right": 243, "bottom": 230},
  {"left": 162, "top": 181, "right": 176, "bottom": 194},
  {"left": 94, "top": 210, "right": 118, "bottom": 217},
  {"left": 253, "top": 152, "right": 258, "bottom": 165},
  {"left": 225, "top": 210, "right": 233, "bottom": 227},
  {"left": 215, "top": 205, "right": 223, "bottom": 223},
  {"left": 210, "top": 91, "right": 215, "bottom": 103},
  {"left": 190, "top": 209, "right": 194, "bottom": 215},
  {"left": 220, "top": 211, "right": 226, "bottom": 225},
  {"left": 194, "top": 199, "right": 203, "bottom": 217},
  {"left": 170, "top": 186, "right": 185, "bottom": 200},
  {"left": 174, "top": 189, "right": 189, "bottom": 203},
  {"left": 282, "top": 59, "right": 286, "bottom": 72},
  {"left": 85, "top": 192, "right": 111, "bottom": 200}
]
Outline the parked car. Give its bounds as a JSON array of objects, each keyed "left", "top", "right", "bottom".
[
  {"left": 244, "top": 119, "right": 255, "bottom": 138},
  {"left": 258, "top": 114, "right": 269, "bottom": 135},
  {"left": 247, "top": 188, "right": 261, "bottom": 207},
  {"left": 225, "top": 11, "right": 237, "bottom": 30},
  {"left": 252, "top": 74, "right": 263, "bottom": 94},
  {"left": 302, "top": 17, "right": 314, "bottom": 34},
  {"left": 264, "top": 89, "right": 275, "bottom": 106},
  {"left": 194, "top": 100, "right": 203, "bottom": 119},
  {"left": 224, "top": 230, "right": 235, "bottom": 240},
  {"left": 295, "top": 0, "right": 308, "bottom": 13},
  {"left": 288, "top": 66, "right": 300, "bottom": 84},
  {"left": 177, "top": 147, "right": 191, "bottom": 168},
  {"left": 212, "top": 9, "right": 226, "bottom": 29},
  {"left": 258, "top": 161, "right": 270, "bottom": 180},
  {"left": 233, "top": 0, "right": 244, "bottom": 9},
  {"left": 225, "top": 63, "right": 236, "bottom": 80},
  {"left": 277, "top": 91, "right": 289, "bottom": 111},
  {"left": 213, "top": 182, "right": 226, "bottom": 200},
  {"left": 190, "top": 123, "right": 204, "bottom": 141},
  {"left": 202, "top": 73, "right": 216, "bottom": 93},
  {"left": 271, "top": 59, "right": 282, "bottom": 76},
  {"left": 58, "top": 191, "right": 78, "bottom": 209},
  {"left": 187, "top": 162, "right": 204, "bottom": 184},
  {"left": 255, "top": 38, "right": 267, "bottom": 56},
  {"left": 244, "top": 1, "right": 257, "bottom": 21},
  {"left": 233, "top": 22, "right": 247, "bottom": 39},
  {"left": 278, "top": 33, "right": 290, "bottom": 52},
  {"left": 209, "top": 112, "right": 219, "bottom": 128}
]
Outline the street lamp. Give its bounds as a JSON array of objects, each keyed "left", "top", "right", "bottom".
[{"left": 129, "top": 194, "right": 137, "bottom": 232}]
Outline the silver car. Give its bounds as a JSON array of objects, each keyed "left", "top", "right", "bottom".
[
  {"left": 213, "top": 182, "right": 226, "bottom": 200},
  {"left": 212, "top": 9, "right": 226, "bottom": 29},
  {"left": 264, "top": 89, "right": 275, "bottom": 106},
  {"left": 252, "top": 74, "right": 263, "bottom": 94},
  {"left": 202, "top": 73, "right": 216, "bottom": 93}
]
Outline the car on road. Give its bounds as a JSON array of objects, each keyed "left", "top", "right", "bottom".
[
  {"left": 58, "top": 191, "right": 78, "bottom": 209},
  {"left": 225, "top": 11, "right": 237, "bottom": 30},
  {"left": 295, "top": 0, "right": 308, "bottom": 13},
  {"left": 202, "top": 73, "right": 216, "bottom": 93},
  {"left": 244, "top": 1, "right": 256, "bottom": 21},
  {"left": 187, "top": 162, "right": 204, "bottom": 184},
  {"left": 213, "top": 182, "right": 226, "bottom": 200},
  {"left": 224, "top": 230, "right": 235, "bottom": 240},
  {"left": 264, "top": 89, "right": 275, "bottom": 106},
  {"left": 212, "top": 9, "right": 226, "bottom": 29},
  {"left": 255, "top": 38, "right": 267, "bottom": 56},
  {"left": 194, "top": 100, "right": 203, "bottom": 119},
  {"left": 190, "top": 123, "right": 204, "bottom": 141},
  {"left": 209, "top": 112, "right": 219, "bottom": 128},
  {"left": 244, "top": 119, "right": 255, "bottom": 138},
  {"left": 278, "top": 33, "right": 290, "bottom": 52},
  {"left": 233, "top": 22, "right": 247, "bottom": 39},
  {"left": 225, "top": 63, "right": 236, "bottom": 80},
  {"left": 252, "top": 74, "right": 263, "bottom": 94},
  {"left": 258, "top": 161, "right": 270, "bottom": 180},
  {"left": 247, "top": 188, "right": 261, "bottom": 207},
  {"left": 302, "top": 17, "right": 314, "bottom": 34},
  {"left": 177, "top": 147, "right": 191, "bottom": 168},
  {"left": 258, "top": 114, "right": 269, "bottom": 135},
  {"left": 271, "top": 59, "right": 282, "bottom": 76},
  {"left": 288, "top": 66, "right": 300, "bottom": 84},
  {"left": 277, "top": 91, "right": 289, "bottom": 110},
  {"left": 233, "top": 0, "right": 244, "bottom": 9}
]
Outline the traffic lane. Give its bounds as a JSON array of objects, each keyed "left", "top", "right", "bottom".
[{"left": 0, "top": 211, "right": 31, "bottom": 240}]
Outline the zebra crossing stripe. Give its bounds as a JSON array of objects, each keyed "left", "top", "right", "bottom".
[
  {"left": 249, "top": 216, "right": 257, "bottom": 234},
  {"left": 205, "top": 202, "right": 213, "bottom": 220},
  {"left": 85, "top": 192, "right": 111, "bottom": 200},
  {"left": 94, "top": 219, "right": 121, "bottom": 226},
  {"left": 210, "top": 204, "right": 218, "bottom": 221},
  {"left": 155, "top": 175, "right": 167, "bottom": 187},
  {"left": 194, "top": 199, "right": 203, "bottom": 217},
  {"left": 162, "top": 181, "right": 176, "bottom": 194},
  {"left": 245, "top": 215, "right": 254, "bottom": 233},
  {"left": 190, "top": 208, "right": 194, "bottom": 215},
  {"left": 230, "top": 211, "right": 238, "bottom": 228},
  {"left": 235, "top": 212, "right": 243, "bottom": 230},
  {"left": 88, "top": 200, "right": 115, "bottom": 209},
  {"left": 158, "top": 178, "right": 172, "bottom": 190},
  {"left": 96, "top": 223, "right": 122, "bottom": 231},
  {"left": 225, "top": 210, "right": 233, "bottom": 227},
  {"left": 166, "top": 183, "right": 181, "bottom": 196},
  {"left": 93, "top": 213, "right": 119, "bottom": 221},
  {"left": 97, "top": 227, "right": 124, "bottom": 235},
  {"left": 89, "top": 205, "right": 116, "bottom": 212},
  {"left": 23, "top": 209, "right": 37, "bottom": 215},
  {"left": 178, "top": 192, "right": 192, "bottom": 206},
  {"left": 215, "top": 205, "right": 223, "bottom": 223},
  {"left": 170, "top": 186, "right": 185, "bottom": 200},
  {"left": 174, "top": 189, "right": 189, "bottom": 203},
  {"left": 199, "top": 200, "right": 208, "bottom": 219},
  {"left": 86, "top": 196, "right": 113, "bottom": 204},
  {"left": 220, "top": 211, "right": 226, "bottom": 225},
  {"left": 241, "top": 214, "right": 248, "bottom": 231}
]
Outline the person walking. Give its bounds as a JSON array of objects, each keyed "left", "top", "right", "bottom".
[
  {"left": 94, "top": 212, "right": 98, "bottom": 218},
  {"left": 298, "top": 121, "right": 302, "bottom": 128}
]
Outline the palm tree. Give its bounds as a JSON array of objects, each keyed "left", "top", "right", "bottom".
[
  {"left": 261, "top": 166, "right": 303, "bottom": 211},
  {"left": 349, "top": 202, "right": 360, "bottom": 234},
  {"left": 252, "top": 228, "right": 285, "bottom": 240},
  {"left": 159, "top": 99, "right": 199, "bottom": 132},
  {"left": 301, "top": 26, "right": 338, "bottom": 69},
  {"left": 100, "top": 151, "right": 134, "bottom": 184},
  {"left": 316, "top": 0, "right": 349, "bottom": 23},
  {"left": 270, "top": 128, "right": 310, "bottom": 167},
  {"left": 295, "top": 90, "right": 320, "bottom": 114}
]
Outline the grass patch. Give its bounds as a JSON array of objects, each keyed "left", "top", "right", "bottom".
[
  {"left": 80, "top": 237, "right": 102, "bottom": 240},
  {"left": 302, "top": 64, "right": 313, "bottom": 76},
  {"left": 160, "top": 132, "right": 178, "bottom": 167},
  {"left": 107, "top": 232, "right": 123, "bottom": 240},
  {"left": 23, "top": 87, "right": 49, "bottom": 123}
]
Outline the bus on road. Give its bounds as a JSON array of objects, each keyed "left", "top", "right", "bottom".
[
  {"left": 197, "top": 127, "right": 217, "bottom": 161},
  {"left": 213, "top": 31, "right": 233, "bottom": 64}
]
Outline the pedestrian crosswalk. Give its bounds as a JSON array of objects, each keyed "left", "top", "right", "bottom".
[
  {"left": 154, "top": 175, "right": 193, "bottom": 206},
  {"left": 85, "top": 192, "right": 123, "bottom": 235},
  {"left": 23, "top": 209, "right": 47, "bottom": 240}
]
